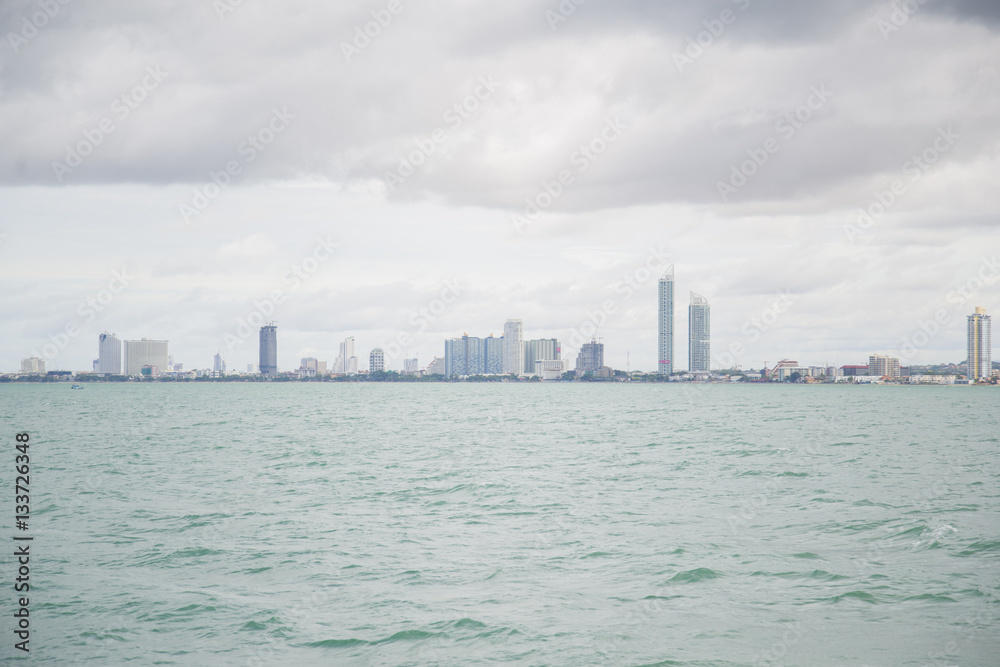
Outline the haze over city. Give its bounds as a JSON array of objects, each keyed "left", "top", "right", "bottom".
[{"left": 2, "top": 0, "right": 999, "bottom": 373}]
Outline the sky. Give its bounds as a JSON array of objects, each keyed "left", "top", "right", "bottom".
[{"left": 1, "top": 0, "right": 998, "bottom": 373}]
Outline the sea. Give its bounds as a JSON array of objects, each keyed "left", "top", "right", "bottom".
[{"left": 2, "top": 382, "right": 998, "bottom": 666}]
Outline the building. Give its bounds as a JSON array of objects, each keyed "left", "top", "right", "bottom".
[
  {"left": 403, "top": 358, "right": 419, "bottom": 375},
  {"left": 576, "top": 339, "right": 604, "bottom": 375},
  {"left": 334, "top": 337, "right": 358, "bottom": 375},
  {"left": 370, "top": 348, "right": 385, "bottom": 373},
  {"left": 20, "top": 357, "right": 45, "bottom": 375},
  {"left": 299, "top": 357, "right": 318, "bottom": 378},
  {"left": 968, "top": 307, "right": 992, "bottom": 381},
  {"left": 688, "top": 292, "right": 710, "bottom": 373},
  {"left": 247, "top": 363, "right": 257, "bottom": 374},
  {"left": 841, "top": 365, "right": 869, "bottom": 377},
  {"left": 868, "top": 354, "right": 900, "bottom": 379},
  {"left": 213, "top": 351, "right": 226, "bottom": 375},
  {"left": 483, "top": 335, "right": 504, "bottom": 375},
  {"left": 259, "top": 324, "right": 277, "bottom": 377},
  {"left": 535, "top": 359, "right": 567, "bottom": 381},
  {"left": 658, "top": 266, "right": 675, "bottom": 375},
  {"left": 445, "top": 335, "right": 484, "bottom": 377},
  {"left": 98, "top": 332, "right": 122, "bottom": 374},
  {"left": 773, "top": 359, "right": 810, "bottom": 382},
  {"left": 503, "top": 319, "right": 524, "bottom": 375},
  {"left": 524, "top": 338, "right": 560, "bottom": 375},
  {"left": 426, "top": 357, "right": 445, "bottom": 376},
  {"left": 124, "top": 339, "right": 169, "bottom": 377}
]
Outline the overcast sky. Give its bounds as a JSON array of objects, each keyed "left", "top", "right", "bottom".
[{"left": 1, "top": 0, "right": 998, "bottom": 373}]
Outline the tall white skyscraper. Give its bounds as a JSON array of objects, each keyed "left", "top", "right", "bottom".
[
  {"left": 967, "top": 306, "right": 992, "bottom": 381},
  {"left": 658, "top": 266, "right": 675, "bottom": 375},
  {"left": 124, "top": 339, "right": 169, "bottom": 376},
  {"left": 98, "top": 332, "right": 122, "bottom": 374},
  {"left": 688, "top": 292, "right": 710, "bottom": 373},
  {"left": 335, "top": 337, "right": 358, "bottom": 374},
  {"left": 213, "top": 351, "right": 226, "bottom": 374},
  {"left": 503, "top": 319, "right": 524, "bottom": 375}
]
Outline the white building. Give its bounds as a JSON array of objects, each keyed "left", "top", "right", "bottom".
[
  {"left": 20, "top": 357, "right": 45, "bottom": 375},
  {"left": 688, "top": 291, "right": 710, "bottom": 373},
  {"left": 334, "top": 337, "right": 358, "bottom": 375},
  {"left": 123, "top": 339, "right": 169, "bottom": 377},
  {"left": 98, "top": 332, "right": 122, "bottom": 374},
  {"left": 909, "top": 375, "right": 956, "bottom": 385},
  {"left": 213, "top": 351, "right": 226, "bottom": 374},
  {"left": 426, "top": 357, "right": 445, "bottom": 376},
  {"left": 535, "top": 359, "right": 567, "bottom": 381},
  {"left": 403, "top": 358, "right": 419, "bottom": 375},
  {"left": 503, "top": 319, "right": 524, "bottom": 375}
]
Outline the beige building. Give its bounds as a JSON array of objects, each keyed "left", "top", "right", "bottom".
[{"left": 868, "top": 354, "right": 901, "bottom": 379}]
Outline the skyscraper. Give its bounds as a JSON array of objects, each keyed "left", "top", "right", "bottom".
[
  {"left": 333, "top": 337, "right": 358, "bottom": 375},
  {"left": 576, "top": 340, "right": 604, "bottom": 375},
  {"left": 658, "top": 266, "right": 675, "bottom": 375},
  {"left": 98, "top": 332, "right": 122, "bottom": 374},
  {"left": 124, "top": 339, "right": 169, "bottom": 377},
  {"left": 213, "top": 351, "right": 226, "bottom": 374},
  {"left": 503, "top": 319, "right": 524, "bottom": 376},
  {"left": 484, "top": 335, "right": 504, "bottom": 375},
  {"left": 967, "top": 307, "right": 992, "bottom": 381},
  {"left": 688, "top": 292, "right": 710, "bottom": 373},
  {"left": 370, "top": 348, "right": 385, "bottom": 373},
  {"left": 445, "top": 335, "right": 484, "bottom": 377},
  {"left": 524, "top": 338, "right": 560, "bottom": 375},
  {"left": 868, "top": 354, "right": 900, "bottom": 379},
  {"left": 259, "top": 324, "right": 277, "bottom": 377}
]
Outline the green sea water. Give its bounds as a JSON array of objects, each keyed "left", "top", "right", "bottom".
[{"left": 1, "top": 383, "right": 998, "bottom": 665}]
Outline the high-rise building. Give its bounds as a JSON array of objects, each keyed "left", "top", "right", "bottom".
[
  {"left": 403, "top": 358, "right": 419, "bottom": 375},
  {"left": 968, "top": 307, "right": 992, "bottom": 381},
  {"left": 335, "top": 337, "right": 358, "bottom": 375},
  {"left": 370, "top": 348, "right": 385, "bottom": 373},
  {"left": 213, "top": 351, "right": 226, "bottom": 374},
  {"left": 524, "top": 338, "right": 561, "bottom": 375},
  {"left": 503, "top": 319, "right": 524, "bottom": 376},
  {"left": 124, "top": 339, "right": 169, "bottom": 377},
  {"left": 868, "top": 354, "right": 900, "bottom": 379},
  {"left": 688, "top": 292, "right": 710, "bottom": 373},
  {"left": 98, "top": 332, "right": 122, "bottom": 374},
  {"left": 426, "top": 357, "right": 445, "bottom": 376},
  {"left": 20, "top": 357, "right": 45, "bottom": 375},
  {"left": 484, "top": 335, "right": 504, "bottom": 375},
  {"left": 576, "top": 340, "right": 604, "bottom": 375},
  {"left": 445, "top": 335, "right": 484, "bottom": 377},
  {"left": 259, "top": 324, "right": 277, "bottom": 376},
  {"left": 658, "top": 266, "right": 675, "bottom": 375}
]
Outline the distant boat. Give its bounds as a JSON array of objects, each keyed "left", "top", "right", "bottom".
[{"left": 71, "top": 384, "right": 83, "bottom": 390}]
